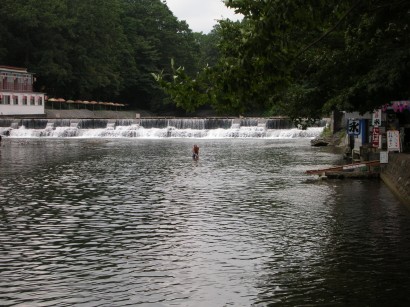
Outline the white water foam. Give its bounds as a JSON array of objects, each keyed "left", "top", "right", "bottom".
[{"left": 2, "top": 125, "right": 324, "bottom": 139}]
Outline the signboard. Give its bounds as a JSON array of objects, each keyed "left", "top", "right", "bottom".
[
  {"left": 372, "top": 127, "right": 380, "bottom": 148},
  {"left": 387, "top": 130, "right": 400, "bottom": 152},
  {"left": 372, "top": 109, "right": 382, "bottom": 127},
  {"left": 380, "top": 151, "right": 389, "bottom": 164},
  {"left": 348, "top": 119, "right": 360, "bottom": 135}
]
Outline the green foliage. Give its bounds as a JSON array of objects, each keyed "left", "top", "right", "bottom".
[
  {"left": 328, "top": 1, "right": 410, "bottom": 113},
  {"left": 225, "top": 0, "right": 410, "bottom": 116},
  {"left": 193, "top": 26, "right": 221, "bottom": 68},
  {"left": 2, "top": 0, "right": 408, "bottom": 117},
  {"left": 0, "top": 0, "right": 201, "bottom": 110},
  {"left": 320, "top": 126, "right": 333, "bottom": 138},
  {"left": 153, "top": 0, "right": 410, "bottom": 120},
  {"left": 152, "top": 59, "right": 215, "bottom": 113}
]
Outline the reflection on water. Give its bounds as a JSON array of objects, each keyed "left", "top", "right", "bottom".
[{"left": 1, "top": 139, "right": 410, "bottom": 306}]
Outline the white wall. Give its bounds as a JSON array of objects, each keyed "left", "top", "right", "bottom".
[
  {"left": 0, "top": 92, "right": 45, "bottom": 115},
  {"left": 0, "top": 104, "right": 45, "bottom": 115}
]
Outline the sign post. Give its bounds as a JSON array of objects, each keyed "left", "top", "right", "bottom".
[
  {"left": 380, "top": 151, "right": 389, "bottom": 164},
  {"left": 348, "top": 119, "right": 360, "bottom": 135},
  {"left": 372, "top": 109, "right": 382, "bottom": 127},
  {"left": 372, "top": 127, "right": 380, "bottom": 148},
  {"left": 387, "top": 130, "right": 401, "bottom": 152}
]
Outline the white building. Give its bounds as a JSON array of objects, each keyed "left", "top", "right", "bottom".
[{"left": 0, "top": 65, "right": 45, "bottom": 116}]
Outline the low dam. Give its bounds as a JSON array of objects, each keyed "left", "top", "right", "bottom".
[
  {"left": 0, "top": 117, "right": 292, "bottom": 129},
  {"left": 0, "top": 117, "right": 324, "bottom": 139}
]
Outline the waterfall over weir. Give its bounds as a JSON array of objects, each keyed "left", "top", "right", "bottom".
[{"left": 0, "top": 117, "right": 324, "bottom": 139}]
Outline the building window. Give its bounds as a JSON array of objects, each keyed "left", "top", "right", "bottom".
[
  {"left": 23, "top": 96, "right": 27, "bottom": 105},
  {"left": 3, "top": 95, "right": 10, "bottom": 105},
  {"left": 2, "top": 77, "right": 7, "bottom": 90},
  {"left": 13, "top": 95, "right": 19, "bottom": 105},
  {"left": 14, "top": 77, "right": 19, "bottom": 91},
  {"left": 38, "top": 97, "right": 43, "bottom": 105},
  {"left": 30, "top": 96, "right": 35, "bottom": 105}
]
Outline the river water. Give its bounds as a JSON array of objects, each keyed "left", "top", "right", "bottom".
[{"left": 1, "top": 136, "right": 410, "bottom": 306}]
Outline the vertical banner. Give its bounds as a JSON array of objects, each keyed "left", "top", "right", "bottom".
[
  {"left": 387, "top": 130, "right": 401, "bottom": 152},
  {"left": 372, "top": 127, "right": 380, "bottom": 148},
  {"left": 372, "top": 109, "right": 382, "bottom": 127}
]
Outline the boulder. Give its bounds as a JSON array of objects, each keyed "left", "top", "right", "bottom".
[{"left": 311, "top": 138, "right": 329, "bottom": 147}]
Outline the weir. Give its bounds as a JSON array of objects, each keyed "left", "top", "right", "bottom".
[
  {"left": 45, "top": 123, "right": 54, "bottom": 129},
  {"left": 0, "top": 117, "right": 293, "bottom": 129},
  {"left": 0, "top": 117, "right": 324, "bottom": 139}
]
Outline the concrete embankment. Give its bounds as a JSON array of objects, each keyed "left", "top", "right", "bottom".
[
  {"left": 314, "top": 131, "right": 410, "bottom": 205},
  {"left": 45, "top": 109, "right": 150, "bottom": 119},
  {"left": 381, "top": 153, "right": 410, "bottom": 205}
]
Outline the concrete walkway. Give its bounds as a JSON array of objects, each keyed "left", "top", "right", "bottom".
[{"left": 45, "top": 109, "right": 148, "bottom": 119}]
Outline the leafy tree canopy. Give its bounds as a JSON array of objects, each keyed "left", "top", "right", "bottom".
[
  {"left": 155, "top": 0, "right": 410, "bottom": 120},
  {"left": 0, "top": 0, "right": 200, "bottom": 111}
]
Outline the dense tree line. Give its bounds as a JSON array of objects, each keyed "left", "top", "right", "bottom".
[
  {"left": 2, "top": 0, "right": 408, "bottom": 118},
  {"left": 0, "top": 0, "right": 209, "bottom": 111},
  {"left": 155, "top": 0, "right": 410, "bottom": 121}
]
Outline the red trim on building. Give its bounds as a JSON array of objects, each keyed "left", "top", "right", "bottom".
[{"left": 0, "top": 65, "right": 28, "bottom": 72}]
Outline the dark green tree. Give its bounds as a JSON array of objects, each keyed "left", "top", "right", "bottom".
[
  {"left": 119, "top": 0, "right": 200, "bottom": 110},
  {"left": 0, "top": 0, "right": 72, "bottom": 95},
  {"left": 154, "top": 0, "right": 410, "bottom": 119},
  {"left": 225, "top": 0, "right": 410, "bottom": 116},
  {"left": 193, "top": 25, "right": 221, "bottom": 68},
  {"left": 0, "top": 0, "right": 202, "bottom": 111}
]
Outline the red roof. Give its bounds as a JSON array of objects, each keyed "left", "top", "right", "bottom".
[{"left": 0, "top": 65, "right": 28, "bottom": 72}]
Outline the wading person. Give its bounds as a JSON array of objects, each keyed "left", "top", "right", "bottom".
[{"left": 192, "top": 144, "right": 199, "bottom": 160}]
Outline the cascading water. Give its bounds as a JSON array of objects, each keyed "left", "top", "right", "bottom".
[{"left": 0, "top": 118, "right": 325, "bottom": 139}]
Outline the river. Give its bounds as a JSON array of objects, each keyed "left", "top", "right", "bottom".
[{"left": 1, "top": 136, "right": 410, "bottom": 306}]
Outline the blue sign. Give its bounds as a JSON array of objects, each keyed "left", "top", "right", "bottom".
[{"left": 348, "top": 119, "right": 360, "bottom": 135}]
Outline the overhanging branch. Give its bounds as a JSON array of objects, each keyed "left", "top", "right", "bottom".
[{"left": 296, "top": 3, "right": 360, "bottom": 58}]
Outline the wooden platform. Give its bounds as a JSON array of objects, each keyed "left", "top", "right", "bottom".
[
  {"left": 306, "top": 160, "right": 381, "bottom": 179},
  {"left": 324, "top": 171, "right": 380, "bottom": 179}
]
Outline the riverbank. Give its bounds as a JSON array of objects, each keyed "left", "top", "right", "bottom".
[
  {"left": 381, "top": 153, "right": 410, "bottom": 206},
  {"left": 313, "top": 130, "right": 410, "bottom": 206}
]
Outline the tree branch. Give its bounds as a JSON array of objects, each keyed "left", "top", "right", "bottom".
[{"left": 296, "top": 2, "right": 360, "bottom": 58}]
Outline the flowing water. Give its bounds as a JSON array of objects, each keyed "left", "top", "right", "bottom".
[{"left": 1, "top": 133, "right": 410, "bottom": 306}]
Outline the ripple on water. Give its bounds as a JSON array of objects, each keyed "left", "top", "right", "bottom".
[{"left": 1, "top": 139, "right": 410, "bottom": 306}]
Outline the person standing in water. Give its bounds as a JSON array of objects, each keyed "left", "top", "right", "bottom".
[{"left": 192, "top": 144, "right": 199, "bottom": 160}]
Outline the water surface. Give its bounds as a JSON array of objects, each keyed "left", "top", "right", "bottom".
[{"left": 1, "top": 138, "right": 410, "bottom": 306}]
